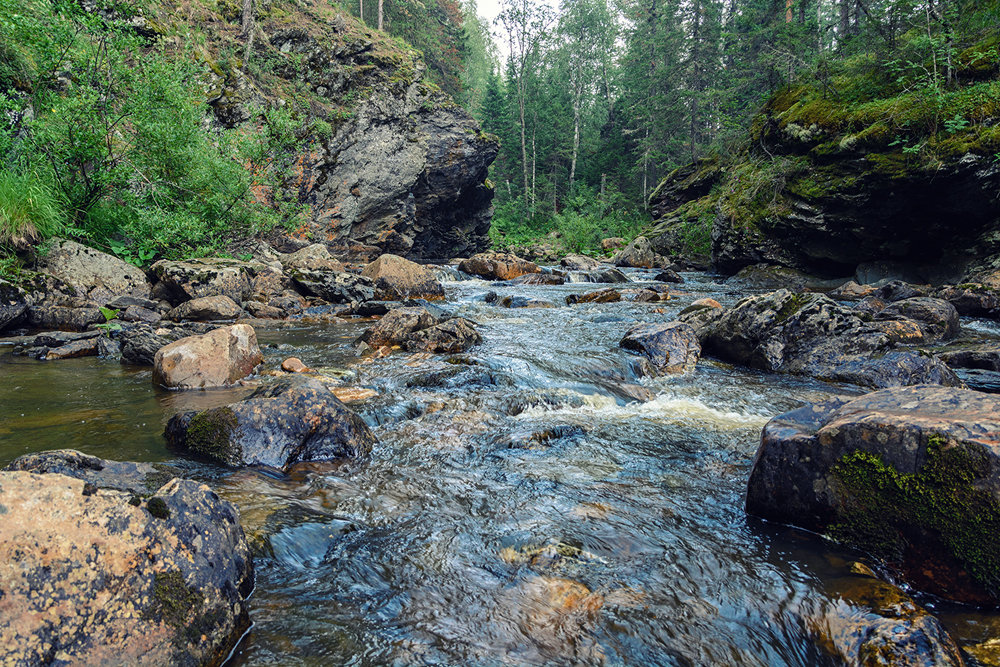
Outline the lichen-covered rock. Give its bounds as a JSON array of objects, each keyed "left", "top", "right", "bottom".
[
  {"left": 278, "top": 243, "right": 345, "bottom": 273},
  {"left": 0, "top": 278, "right": 28, "bottom": 332},
  {"left": 560, "top": 254, "right": 602, "bottom": 271},
  {"left": 459, "top": 252, "right": 541, "bottom": 281},
  {"left": 361, "top": 253, "right": 444, "bottom": 300},
  {"left": 879, "top": 297, "right": 960, "bottom": 343},
  {"left": 403, "top": 317, "right": 481, "bottom": 353},
  {"left": 165, "top": 295, "right": 243, "bottom": 322},
  {"left": 612, "top": 236, "right": 669, "bottom": 269},
  {"left": 620, "top": 322, "right": 701, "bottom": 373},
  {"left": 746, "top": 385, "right": 1000, "bottom": 605},
  {"left": 357, "top": 306, "right": 438, "bottom": 348},
  {"left": 164, "top": 375, "right": 376, "bottom": 470},
  {"left": 696, "top": 289, "right": 960, "bottom": 388},
  {"left": 6, "top": 449, "right": 176, "bottom": 494},
  {"left": 26, "top": 303, "right": 105, "bottom": 331},
  {"left": 150, "top": 258, "right": 260, "bottom": 305},
  {"left": 290, "top": 268, "right": 376, "bottom": 304},
  {"left": 153, "top": 324, "right": 263, "bottom": 389},
  {"left": 0, "top": 468, "right": 252, "bottom": 666},
  {"left": 36, "top": 238, "right": 151, "bottom": 300}
]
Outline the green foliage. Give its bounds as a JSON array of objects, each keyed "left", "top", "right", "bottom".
[
  {"left": 0, "top": 171, "right": 64, "bottom": 248},
  {"left": 95, "top": 306, "right": 122, "bottom": 334}
]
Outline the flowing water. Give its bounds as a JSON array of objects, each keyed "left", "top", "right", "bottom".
[{"left": 1, "top": 270, "right": 998, "bottom": 665}]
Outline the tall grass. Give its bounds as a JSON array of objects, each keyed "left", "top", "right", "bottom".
[{"left": 0, "top": 171, "right": 64, "bottom": 248}]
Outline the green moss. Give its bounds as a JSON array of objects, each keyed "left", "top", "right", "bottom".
[
  {"left": 829, "top": 434, "right": 1000, "bottom": 596},
  {"left": 146, "top": 570, "right": 201, "bottom": 627},
  {"left": 775, "top": 293, "right": 809, "bottom": 323},
  {"left": 185, "top": 407, "right": 240, "bottom": 465},
  {"left": 146, "top": 497, "right": 172, "bottom": 519}
]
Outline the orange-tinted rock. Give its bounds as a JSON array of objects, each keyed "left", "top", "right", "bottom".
[
  {"left": 153, "top": 324, "right": 263, "bottom": 389},
  {"left": 459, "top": 252, "right": 540, "bottom": 281},
  {"left": 361, "top": 253, "right": 445, "bottom": 300},
  {"left": 567, "top": 288, "right": 621, "bottom": 304},
  {"left": 281, "top": 357, "right": 313, "bottom": 373}
]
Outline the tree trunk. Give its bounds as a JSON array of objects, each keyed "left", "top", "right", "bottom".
[
  {"left": 569, "top": 92, "right": 581, "bottom": 189},
  {"left": 785, "top": 0, "right": 793, "bottom": 23},
  {"left": 360, "top": 0, "right": 364, "bottom": 23},
  {"left": 378, "top": 0, "right": 384, "bottom": 31},
  {"left": 241, "top": 0, "right": 254, "bottom": 59}
]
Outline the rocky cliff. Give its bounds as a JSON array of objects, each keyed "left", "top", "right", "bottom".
[
  {"left": 150, "top": 0, "right": 498, "bottom": 261},
  {"left": 648, "top": 59, "right": 1000, "bottom": 284}
]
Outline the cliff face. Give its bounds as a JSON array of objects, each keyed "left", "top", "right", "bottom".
[
  {"left": 649, "top": 71, "right": 1000, "bottom": 284},
  {"left": 155, "top": 0, "right": 498, "bottom": 261}
]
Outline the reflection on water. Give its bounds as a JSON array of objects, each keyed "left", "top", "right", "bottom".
[{"left": 0, "top": 270, "right": 996, "bottom": 665}]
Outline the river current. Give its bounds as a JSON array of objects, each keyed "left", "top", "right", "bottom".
[{"left": 2, "top": 269, "right": 999, "bottom": 665}]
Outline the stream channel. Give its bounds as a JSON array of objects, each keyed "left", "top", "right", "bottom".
[{"left": 2, "top": 268, "right": 1000, "bottom": 665}]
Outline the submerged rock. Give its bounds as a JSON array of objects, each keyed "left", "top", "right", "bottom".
[
  {"left": 459, "top": 252, "right": 541, "bottom": 281},
  {"left": 620, "top": 322, "right": 701, "bottom": 373},
  {"left": 165, "top": 376, "right": 376, "bottom": 470},
  {"left": 565, "top": 267, "right": 631, "bottom": 284},
  {"left": 0, "top": 465, "right": 252, "bottom": 666},
  {"left": 153, "top": 324, "right": 263, "bottom": 389},
  {"left": 361, "top": 253, "right": 444, "bottom": 300},
  {"left": 746, "top": 385, "right": 1000, "bottom": 605},
  {"left": 653, "top": 268, "right": 684, "bottom": 283},
  {"left": 508, "top": 273, "right": 566, "bottom": 286}
]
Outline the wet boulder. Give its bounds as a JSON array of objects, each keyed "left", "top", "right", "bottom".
[
  {"left": 879, "top": 297, "right": 959, "bottom": 343},
  {"left": 560, "top": 254, "right": 601, "bottom": 271},
  {"left": 508, "top": 272, "right": 566, "bottom": 286},
  {"left": 653, "top": 268, "right": 684, "bottom": 283},
  {"left": 934, "top": 283, "right": 1000, "bottom": 318},
  {"left": 278, "top": 243, "right": 345, "bottom": 273},
  {"left": 120, "top": 324, "right": 171, "bottom": 366},
  {"left": 497, "top": 296, "right": 556, "bottom": 308},
  {"left": 0, "top": 466, "right": 252, "bottom": 666},
  {"left": 36, "top": 238, "right": 151, "bottom": 300},
  {"left": 164, "top": 376, "right": 376, "bottom": 470},
  {"left": 290, "top": 268, "right": 376, "bottom": 304},
  {"left": 361, "top": 253, "right": 445, "bottom": 300},
  {"left": 153, "top": 324, "right": 263, "bottom": 389},
  {"left": 828, "top": 280, "right": 876, "bottom": 301},
  {"left": 566, "top": 288, "right": 621, "bottom": 304},
  {"left": 873, "top": 280, "right": 929, "bottom": 303},
  {"left": 612, "top": 235, "right": 668, "bottom": 269},
  {"left": 746, "top": 385, "right": 1000, "bottom": 605},
  {"left": 358, "top": 306, "right": 438, "bottom": 348},
  {"left": 620, "top": 322, "right": 701, "bottom": 373},
  {"left": 731, "top": 263, "right": 843, "bottom": 291},
  {"left": 868, "top": 317, "right": 926, "bottom": 345},
  {"left": 812, "top": 575, "right": 964, "bottom": 666},
  {"left": 166, "top": 295, "right": 243, "bottom": 322},
  {"left": 0, "top": 278, "right": 28, "bottom": 332},
  {"left": 6, "top": 449, "right": 176, "bottom": 494},
  {"left": 458, "top": 252, "right": 541, "bottom": 281},
  {"left": 27, "top": 302, "right": 105, "bottom": 331},
  {"left": 565, "top": 267, "right": 631, "bottom": 284},
  {"left": 120, "top": 304, "right": 162, "bottom": 323},
  {"left": 697, "top": 289, "right": 960, "bottom": 388},
  {"left": 151, "top": 258, "right": 256, "bottom": 305},
  {"left": 403, "top": 317, "right": 482, "bottom": 353},
  {"left": 45, "top": 335, "right": 101, "bottom": 360}
]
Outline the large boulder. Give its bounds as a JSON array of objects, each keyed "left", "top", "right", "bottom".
[
  {"left": 746, "top": 385, "right": 1000, "bottom": 605},
  {"left": 459, "top": 252, "right": 541, "bottom": 281},
  {"left": 565, "top": 267, "right": 631, "bottom": 284},
  {"left": 36, "top": 239, "right": 150, "bottom": 300},
  {"left": 560, "top": 254, "right": 602, "bottom": 271},
  {"left": 120, "top": 324, "right": 171, "bottom": 366},
  {"left": 153, "top": 324, "right": 263, "bottom": 389},
  {"left": 612, "top": 236, "right": 668, "bottom": 269},
  {"left": 290, "top": 268, "right": 376, "bottom": 304},
  {"left": 164, "top": 376, "right": 376, "bottom": 470},
  {"left": 934, "top": 283, "right": 1000, "bottom": 318},
  {"left": 278, "top": 243, "right": 345, "bottom": 273},
  {"left": 620, "top": 322, "right": 701, "bottom": 373},
  {"left": 0, "top": 463, "right": 252, "bottom": 665},
  {"left": 361, "top": 254, "right": 445, "bottom": 300},
  {"left": 879, "top": 297, "right": 960, "bottom": 343},
  {"left": 0, "top": 278, "right": 28, "bottom": 332},
  {"left": 150, "top": 258, "right": 260, "bottom": 305},
  {"left": 403, "top": 317, "right": 482, "bottom": 353},
  {"left": 696, "top": 289, "right": 960, "bottom": 388},
  {"left": 357, "top": 306, "right": 438, "bottom": 348},
  {"left": 165, "top": 295, "right": 243, "bottom": 322},
  {"left": 26, "top": 303, "right": 105, "bottom": 331}
]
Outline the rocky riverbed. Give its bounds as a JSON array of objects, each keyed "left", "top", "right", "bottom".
[{"left": 2, "top": 244, "right": 1000, "bottom": 665}]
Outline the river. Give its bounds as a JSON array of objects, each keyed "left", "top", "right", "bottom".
[{"left": 2, "top": 269, "right": 998, "bottom": 665}]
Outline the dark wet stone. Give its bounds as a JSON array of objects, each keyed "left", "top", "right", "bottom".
[
  {"left": 165, "top": 375, "right": 376, "bottom": 471},
  {"left": 746, "top": 385, "right": 1000, "bottom": 605},
  {"left": 872, "top": 280, "right": 929, "bottom": 303},
  {"left": 879, "top": 297, "right": 959, "bottom": 343},
  {"left": 290, "top": 268, "right": 376, "bottom": 304},
  {"left": 497, "top": 296, "right": 556, "bottom": 308},
  {"left": 27, "top": 305, "right": 104, "bottom": 331},
  {"left": 106, "top": 294, "right": 160, "bottom": 311},
  {"left": 566, "top": 288, "right": 621, "bottom": 305},
  {"left": 6, "top": 449, "right": 177, "bottom": 494},
  {"left": 0, "top": 279, "right": 28, "bottom": 332},
  {"left": 934, "top": 283, "right": 1000, "bottom": 318},
  {"left": 357, "top": 307, "right": 438, "bottom": 347},
  {"left": 120, "top": 324, "right": 171, "bottom": 366},
  {"left": 403, "top": 317, "right": 482, "bottom": 353},
  {"left": 45, "top": 336, "right": 100, "bottom": 360},
  {"left": 166, "top": 295, "right": 243, "bottom": 322},
  {"left": 620, "top": 322, "right": 701, "bottom": 373},
  {"left": 653, "top": 268, "right": 684, "bottom": 283},
  {"left": 508, "top": 273, "right": 566, "bottom": 286}
]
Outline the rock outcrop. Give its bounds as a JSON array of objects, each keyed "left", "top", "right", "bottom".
[
  {"left": 0, "top": 456, "right": 252, "bottom": 665},
  {"left": 612, "top": 236, "right": 670, "bottom": 269},
  {"left": 165, "top": 376, "right": 376, "bottom": 470},
  {"left": 153, "top": 324, "right": 263, "bottom": 389},
  {"left": 36, "top": 239, "right": 151, "bottom": 301},
  {"left": 746, "top": 385, "right": 1000, "bottom": 605}
]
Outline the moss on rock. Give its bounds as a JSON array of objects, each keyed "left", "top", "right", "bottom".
[{"left": 185, "top": 407, "right": 240, "bottom": 465}]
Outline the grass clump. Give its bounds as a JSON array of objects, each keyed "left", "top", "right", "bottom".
[{"left": 0, "top": 172, "right": 63, "bottom": 249}]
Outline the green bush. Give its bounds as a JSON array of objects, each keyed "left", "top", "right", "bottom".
[{"left": 0, "top": 171, "right": 63, "bottom": 248}]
